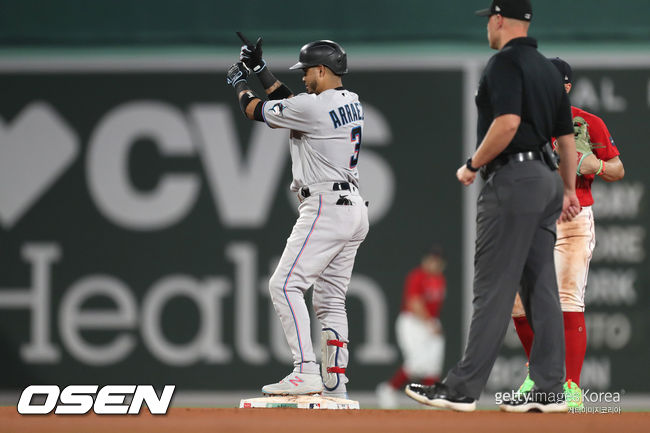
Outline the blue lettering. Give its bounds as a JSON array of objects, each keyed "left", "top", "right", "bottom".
[
  {"left": 355, "top": 102, "right": 364, "bottom": 120},
  {"left": 338, "top": 107, "right": 348, "bottom": 125},
  {"left": 350, "top": 104, "right": 358, "bottom": 121},
  {"left": 344, "top": 104, "right": 354, "bottom": 122},
  {"left": 329, "top": 110, "right": 342, "bottom": 128}
]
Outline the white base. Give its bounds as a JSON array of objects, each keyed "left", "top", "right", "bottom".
[{"left": 239, "top": 394, "right": 360, "bottom": 410}]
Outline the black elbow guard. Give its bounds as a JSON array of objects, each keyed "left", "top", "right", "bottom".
[
  {"left": 253, "top": 101, "right": 264, "bottom": 122},
  {"left": 268, "top": 83, "right": 292, "bottom": 100},
  {"left": 234, "top": 81, "right": 264, "bottom": 122},
  {"left": 239, "top": 90, "right": 264, "bottom": 122},
  {"left": 238, "top": 90, "right": 258, "bottom": 115}
]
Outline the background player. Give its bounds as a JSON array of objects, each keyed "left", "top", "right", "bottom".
[
  {"left": 511, "top": 57, "right": 625, "bottom": 409},
  {"left": 376, "top": 246, "right": 447, "bottom": 409},
  {"left": 226, "top": 35, "right": 369, "bottom": 399}
]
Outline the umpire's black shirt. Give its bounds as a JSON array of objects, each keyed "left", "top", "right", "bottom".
[{"left": 475, "top": 37, "right": 573, "bottom": 155}]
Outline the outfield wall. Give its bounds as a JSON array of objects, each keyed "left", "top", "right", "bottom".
[{"left": 2, "top": 0, "right": 650, "bottom": 46}]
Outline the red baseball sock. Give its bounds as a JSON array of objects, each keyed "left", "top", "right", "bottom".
[
  {"left": 388, "top": 367, "right": 409, "bottom": 390},
  {"left": 421, "top": 376, "right": 439, "bottom": 386},
  {"left": 513, "top": 316, "right": 534, "bottom": 359},
  {"left": 563, "top": 311, "right": 587, "bottom": 386}
]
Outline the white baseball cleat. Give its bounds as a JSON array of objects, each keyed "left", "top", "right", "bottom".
[{"left": 262, "top": 372, "right": 324, "bottom": 395}]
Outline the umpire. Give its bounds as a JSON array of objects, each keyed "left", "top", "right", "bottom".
[{"left": 406, "top": 0, "right": 580, "bottom": 412}]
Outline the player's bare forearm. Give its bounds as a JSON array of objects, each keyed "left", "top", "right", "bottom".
[
  {"left": 263, "top": 79, "right": 293, "bottom": 98},
  {"left": 577, "top": 154, "right": 624, "bottom": 181},
  {"left": 471, "top": 114, "right": 520, "bottom": 167},
  {"left": 600, "top": 156, "right": 625, "bottom": 182},
  {"left": 556, "top": 133, "right": 577, "bottom": 193},
  {"left": 265, "top": 80, "right": 282, "bottom": 94}
]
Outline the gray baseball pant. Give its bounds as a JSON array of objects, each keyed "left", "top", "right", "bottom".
[{"left": 444, "top": 160, "right": 566, "bottom": 399}]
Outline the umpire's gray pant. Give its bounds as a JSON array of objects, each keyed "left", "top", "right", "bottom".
[{"left": 444, "top": 160, "right": 565, "bottom": 399}]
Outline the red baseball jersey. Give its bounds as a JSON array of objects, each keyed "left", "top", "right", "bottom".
[
  {"left": 571, "top": 106, "right": 620, "bottom": 206},
  {"left": 401, "top": 267, "right": 446, "bottom": 318},
  {"left": 554, "top": 107, "right": 620, "bottom": 207}
]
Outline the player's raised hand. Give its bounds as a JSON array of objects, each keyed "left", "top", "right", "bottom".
[
  {"left": 226, "top": 62, "right": 249, "bottom": 87},
  {"left": 237, "top": 32, "right": 265, "bottom": 72}
]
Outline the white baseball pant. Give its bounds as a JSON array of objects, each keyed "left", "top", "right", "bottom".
[
  {"left": 396, "top": 312, "right": 445, "bottom": 378},
  {"left": 268, "top": 186, "right": 369, "bottom": 381},
  {"left": 513, "top": 206, "right": 595, "bottom": 316}
]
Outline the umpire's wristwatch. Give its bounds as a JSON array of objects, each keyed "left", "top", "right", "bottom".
[{"left": 466, "top": 158, "right": 479, "bottom": 172}]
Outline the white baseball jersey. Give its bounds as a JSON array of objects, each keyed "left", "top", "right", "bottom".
[
  {"left": 260, "top": 87, "right": 369, "bottom": 396},
  {"left": 262, "top": 88, "right": 363, "bottom": 191}
]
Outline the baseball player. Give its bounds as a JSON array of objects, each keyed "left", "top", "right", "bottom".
[
  {"left": 511, "top": 57, "right": 625, "bottom": 409},
  {"left": 226, "top": 34, "right": 369, "bottom": 399},
  {"left": 376, "top": 247, "right": 447, "bottom": 409}
]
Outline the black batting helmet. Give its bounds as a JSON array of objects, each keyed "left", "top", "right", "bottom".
[{"left": 289, "top": 40, "right": 348, "bottom": 75}]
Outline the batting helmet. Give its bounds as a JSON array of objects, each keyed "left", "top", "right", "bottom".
[{"left": 289, "top": 40, "right": 348, "bottom": 75}]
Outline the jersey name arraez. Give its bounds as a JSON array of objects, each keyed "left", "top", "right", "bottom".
[
  {"left": 262, "top": 89, "right": 364, "bottom": 192},
  {"left": 329, "top": 102, "right": 364, "bottom": 129}
]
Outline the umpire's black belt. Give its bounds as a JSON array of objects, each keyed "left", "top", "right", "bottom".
[
  {"left": 300, "top": 182, "right": 351, "bottom": 198},
  {"left": 482, "top": 151, "right": 543, "bottom": 179}
]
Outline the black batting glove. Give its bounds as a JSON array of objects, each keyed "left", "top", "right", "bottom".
[
  {"left": 226, "top": 62, "right": 249, "bottom": 87},
  {"left": 240, "top": 37, "right": 266, "bottom": 73}
]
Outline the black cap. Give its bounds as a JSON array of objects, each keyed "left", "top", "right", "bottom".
[
  {"left": 550, "top": 57, "right": 572, "bottom": 84},
  {"left": 475, "top": 0, "right": 533, "bottom": 22}
]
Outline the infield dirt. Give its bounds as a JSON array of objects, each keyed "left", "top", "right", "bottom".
[{"left": 1, "top": 406, "right": 649, "bottom": 433}]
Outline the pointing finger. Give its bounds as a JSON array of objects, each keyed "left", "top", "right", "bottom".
[{"left": 236, "top": 31, "right": 254, "bottom": 48}]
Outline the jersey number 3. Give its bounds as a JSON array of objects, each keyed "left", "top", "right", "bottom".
[{"left": 349, "top": 126, "right": 362, "bottom": 168}]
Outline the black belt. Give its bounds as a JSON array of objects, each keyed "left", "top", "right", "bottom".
[
  {"left": 482, "top": 151, "right": 543, "bottom": 179},
  {"left": 300, "top": 182, "right": 350, "bottom": 198}
]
